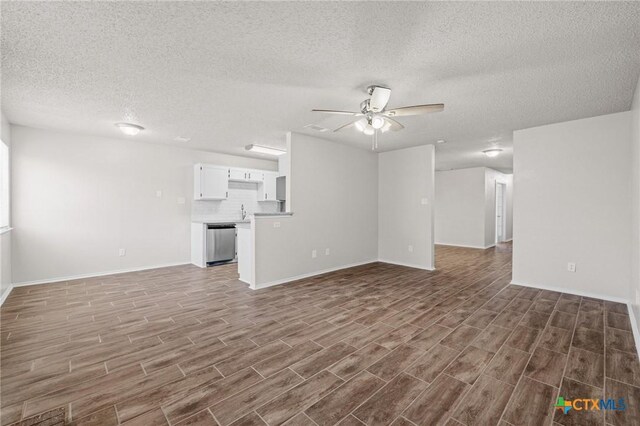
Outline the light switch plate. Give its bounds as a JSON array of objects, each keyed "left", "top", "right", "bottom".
[
  {"left": 567, "top": 262, "right": 576, "bottom": 272},
  {"left": 156, "top": 190, "right": 162, "bottom": 198},
  {"left": 273, "top": 222, "right": 281, "bottom": 228},
  {"left": 118, "top": 248, "right": 126, "bottom": 257},
  {"left": 177, "top": 197, "right": 186, "bottom": 204},
  {"left": 312, "top": 250, "right": 317, "bottom": 258},
  {"left": 421, "top": 198, "right": 429, "bottom": 205}
]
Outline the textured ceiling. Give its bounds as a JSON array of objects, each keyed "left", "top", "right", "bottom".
[{"left": 2, "top": 2, "right": 640, "bottom": 172}]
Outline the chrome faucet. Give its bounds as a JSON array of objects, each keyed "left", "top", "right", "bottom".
[{"left": 240, "top": 204, "right": 247, "bottom": 220}]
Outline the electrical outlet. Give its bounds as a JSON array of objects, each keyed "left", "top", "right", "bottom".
[
  {"left": 325, "top": 248, "right": 330, "bottom": 255},
  {"left": 421, "top": 198, "right": 429, "bottom": 205},
  {"left": 118, "top": 248, "right": 126, "bottom": 257},
  {"left": 177, "top": 197, "right": 186, "bottom": 204},
  {"left": 567, "top": 262, "right": 576, "bottom": 272},
  {"left": 156, "top": 190, "right": 162, "bottom": 198},
  {"left": 273, "top": 222, "right": 281, "bottom": 228},
  {"left": 408, "top": 245, "right": 414, "bottom": 253},
  {"left": 311, "top": 250, "right": 317, "bottom": 258}
]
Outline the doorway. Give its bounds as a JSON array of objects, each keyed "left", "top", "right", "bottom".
[{"left": 495, "top": 182, "right": 506, "bottom": 244}]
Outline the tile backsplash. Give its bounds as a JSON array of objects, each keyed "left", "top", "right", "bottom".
[{"left": 191, "top": 181, "right": 279, "bottom": 222}]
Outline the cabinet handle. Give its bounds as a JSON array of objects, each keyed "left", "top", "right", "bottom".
[
  {"left": 226, "top": 191, "right": 228, "bottom": 198},
  {"left": 265, "top": 193, "right": 267, "bottom": 200}
]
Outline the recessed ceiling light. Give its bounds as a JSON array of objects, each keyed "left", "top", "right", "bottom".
[
  {"left": 174, "top": 136, "right": 191, "bottom": 143},
  {"left": 245, "top": 144, "right": 286, "bottom": 156},
  {"left": 436, "top": 139, "right": 446, "bottom": 144},
  {"left": 115, "top": 122, "right": 144, "bottom": 136},
  {"left": 482, "top": 148, "right": 503, "bottom": 158}
]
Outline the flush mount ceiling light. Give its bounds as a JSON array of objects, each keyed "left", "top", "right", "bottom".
[
  {"left": 436, "top": 139, "right": 446, "bottom": 144},
  {"left": 174, "top": 136, "right": 191, "bottom": 143},
  {"left": 245, "top": 144, "right": 286, "bottom": 156},
  {"left": 115, "top": 122, "right": 144, "bottom": 136},
  {"left": 482, "top": 148, "right": 503, "bottom": 158}
]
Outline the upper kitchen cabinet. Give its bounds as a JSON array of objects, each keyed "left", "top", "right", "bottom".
[
  {"left": 194, "top": 164, "right": 228, "bottom": 200},
  {"left": 229, "top": 168, "right": 263, "bottom": 183},
  {"left": 259, "top": 171, "right": 278, "bottom": 201}
]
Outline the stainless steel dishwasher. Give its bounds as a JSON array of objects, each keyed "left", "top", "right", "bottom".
[{"left": 206, "top": 224, "right": 236, "bottom": 263}]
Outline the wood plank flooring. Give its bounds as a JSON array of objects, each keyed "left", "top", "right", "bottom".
[{"left": 1, "top": 243, "right": 639, "bottom": 426}]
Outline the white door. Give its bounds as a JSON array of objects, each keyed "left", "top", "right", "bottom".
[
  {"left": 495, "top": 182, "right": 506, "bottom": 243},
  {"left": 201, "top": 165, "right": 228, "bottom": 199}
]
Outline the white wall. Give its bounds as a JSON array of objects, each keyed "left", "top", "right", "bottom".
[
  {"left": 378, "top": 145, "right": 435, "bottom": 270},
  {"left": 10, "top": 125, "right": 276, "bottom": 284},
  {"left": 435, "top": 167, "right": 512, "bottom": 249},
  {"left": 512, "top": 111, "right": 633, "bottom": 301},
  {"left": 435, "top": 168, "right": 486, "bottom": 248},
  {"left": 252, "top": 132, "right": 379, "bottom": 287},
  {"left": 631, "top": 75, "right": 640, "bottom": 325},
  {"left": 0, "top": 112, "right": 12, "bottom": 302}
]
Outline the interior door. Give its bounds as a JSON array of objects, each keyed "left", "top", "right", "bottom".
[{"left": 495, "top": 182, "right": 505, "bottom": 243}]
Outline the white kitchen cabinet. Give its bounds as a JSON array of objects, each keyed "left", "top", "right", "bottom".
[
  {"left": 194, "top": 164, "right": 228, "bottom": 200},
  {"left": 228, "top": 168, "right": 246, "bottom": 181},
  {"left": 228, "top": 168, "right": 263, "bottom": 183},
  {"left": 259, "top": 171, "right": 278, "bottom": 201}
]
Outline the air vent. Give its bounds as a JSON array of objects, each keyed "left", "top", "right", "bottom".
[{"left": 304, "top": 124, "right": 331, "bottom": 132}]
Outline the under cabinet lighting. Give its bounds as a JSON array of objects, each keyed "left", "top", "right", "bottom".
[
  {"left": 115, "top": 122, "right": 144, "bottom": 136},
  {"left": 245, "top": 144, "right": 286, "bottom": 156},
  {"left": 482, "top": 148, "right": 503, "bottom": 158}
]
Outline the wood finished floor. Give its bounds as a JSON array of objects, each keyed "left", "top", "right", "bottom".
[{"left": 1, "top": 243, "right": 639, "bottom": 426}]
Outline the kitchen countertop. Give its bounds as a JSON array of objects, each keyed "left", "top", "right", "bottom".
[
  {"left": 192, "top": 213, "right": 293, "bottom": 224},
  {"left": 192, "top": 219, "right": 250, "bottom": 224},
  {"left": 253, "top": 212, "right": 294, "bottom": 217}
]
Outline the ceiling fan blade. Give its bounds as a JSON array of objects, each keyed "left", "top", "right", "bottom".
[
  {"left": 369, "top": 86, "right": 391, "bottom": 112},
  {"left": 384, "top": 103, "right": 444, "bottom": 117},
  {"left": 312, "top": 109, "right": 362, "bottom": 116},
  {"left": 333, "top": 120, "right": 359, "bottom": 132},
  {"left": 384, "top": 117, "right": 404, "bottom": 131}
]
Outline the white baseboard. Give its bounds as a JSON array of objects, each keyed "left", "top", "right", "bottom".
[
  {"left": 253, "top": 259, "right": 379, "bottom": 290},
  {"left": 627, "top": 305, "right": 640, "bottom": 360},
  {"left": 510, "top": 280, "right": 630, "bottom": 304},
  {"left": 377, "top": 259, "right": 435, "bottom": 271},
  {"left": 11, "top": 262, "right": 191, "bottom": 288},
  {"left": 435, "top": 242, "right": 496, "bottom": 250},
  {"left": 0, "top": 284, "right": 14, "bottom": 306}
]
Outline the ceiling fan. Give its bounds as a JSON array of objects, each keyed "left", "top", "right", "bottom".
[{"left": 312, "top": 85, "right": 444, "bottom": 141}]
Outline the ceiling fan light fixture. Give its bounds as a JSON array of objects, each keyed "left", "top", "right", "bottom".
[
  {"left": 245, "top": 144, "right": 286, "bottom": 156},
  {"left": 482, "top": 148, "right": 503, "bottom": 158},
  {"left": 363, "top": 125, "right": 375, "bottom": 136},
  {"left": 115, "top": 122, "right": 144, "bottom": 136},
  {"left": 371, "top": 115, "right": 385, "bottom": 130},
  {"left": 355, "top": 119, "right": 366, "bottom": 132}
]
